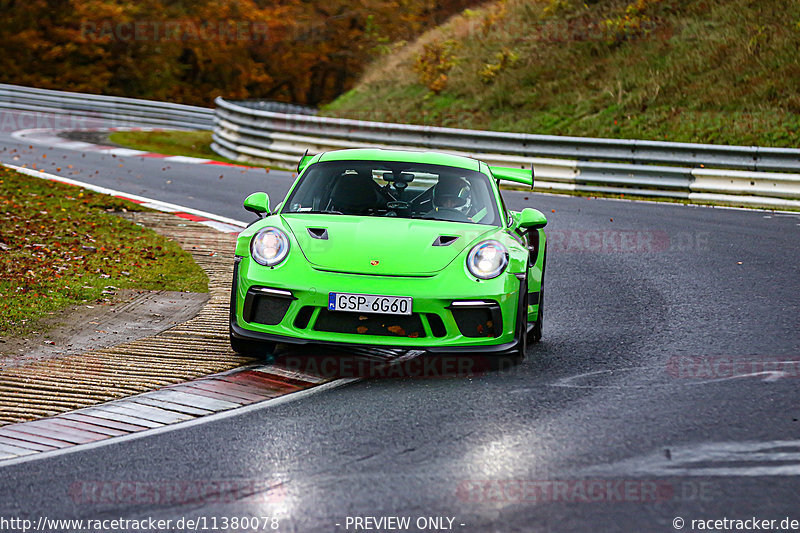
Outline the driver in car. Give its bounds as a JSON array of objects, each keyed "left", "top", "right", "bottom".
[{"left": 426, "top": 175, "right": 473, "bottom": 222}]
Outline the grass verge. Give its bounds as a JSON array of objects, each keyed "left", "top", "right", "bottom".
[
  {"left": 108, "top": 130, "right": 230, "bottom": 161},
  {"left": 108, "top": 130, "right": 276, "bottom": 169},
  {"left": 322, "top": 0, "right": 800, "bottom": 148},
  {"left": 0, "top": 166, "right": 209, "bottom": 336}
]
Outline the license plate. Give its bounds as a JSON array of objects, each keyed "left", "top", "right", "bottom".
[{"left": 328, "top": 292, "right": 412, "bottom": 315}]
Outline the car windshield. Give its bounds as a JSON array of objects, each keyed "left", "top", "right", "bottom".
[{"left": 281, "top": 160, "right": 501, "bottom": 225}]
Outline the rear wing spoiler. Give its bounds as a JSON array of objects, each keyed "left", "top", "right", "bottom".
[
  {"left": 489, "top": 164, "right": 534, "bottom": 189},
  {"left": 297, "top": 150, "right": 314, "bottom": 174}
]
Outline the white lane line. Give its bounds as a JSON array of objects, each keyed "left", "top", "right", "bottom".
[
  {"left": 199, "top": 220, "right": 249, "bottom": 233},
  {"left": 581, "top": 439, "right": 800, "bottom": 477},
  {"left": 52, "top": 141, "right": 95, "bottom": 150},
  {"left": 164, "top": 155, "right": 212, "bottom": 164},
  {"left": 0, "top": 378, "right": 358, "bottom": 468},
  {"left": 97, "top": 147, "right": 150, "bottom": 156},
  {"left": 139, "top": 202, "right": 179, "bottom": 212},
  {"left": 1, "top": 163, "right": 247, "bottom": 229}
]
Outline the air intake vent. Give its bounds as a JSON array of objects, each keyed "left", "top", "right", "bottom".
[
  {"left": 307, "top": 228, "right": 328, "bottom": 240},
  {"left": 244, "top": 293, "right": 293, "bottom": 326},
  {"left": 426, "top": 313, "right": 447, "bottom": 337},
  {"left": 314, "top": 310, "right": 425, "bottom": 338},
  {"left": 293, "top": 306, "right": 314, "bottom": 329},
  {"left": 432, "top": 235, "right": 459, "bottom": 247}
]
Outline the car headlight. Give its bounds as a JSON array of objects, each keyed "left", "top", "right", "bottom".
[
  {"left": 251, "top": 228, "right": 290, "bottom": 266},
  {"left": 466, "top": 240, "right": 508, "bottom": 279}
]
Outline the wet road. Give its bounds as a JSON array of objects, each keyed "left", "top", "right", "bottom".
[{"left": 1, "top": 110, "right": 799, "bottom": 532}]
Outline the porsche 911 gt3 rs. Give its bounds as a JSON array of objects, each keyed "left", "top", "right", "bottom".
[{"left": 229, "top": 148, "right": 547, "bottom": 360}]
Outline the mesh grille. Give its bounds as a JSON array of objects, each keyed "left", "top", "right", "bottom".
[
  {"left": 314, "top": 310, "right": 426, "bottom": 338},
  {"left": 247, "top": 295, "right": 292, "bottom": 326},
  {"left": 451, "top": 308, "right": 499, "bottom": 338}
]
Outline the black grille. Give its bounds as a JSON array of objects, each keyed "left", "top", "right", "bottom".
[
  {"left": 426, "top": 313, "right": 447, "bottom": 337},
  {"left": 314, "top": 310, "right": 426, "bottom": 338},
  {"left": 243, "top": 291, "right": 293, "bottom": 326},
  {"left": 293, "top": 306, "right": 314, "bottom": 329},
  {"left": 451, "top": 306, "right": 501, "bottom": 338}
]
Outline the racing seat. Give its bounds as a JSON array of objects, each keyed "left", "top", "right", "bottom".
[{"left": 328, "top": 172, "right": 383, "bottom": 215}]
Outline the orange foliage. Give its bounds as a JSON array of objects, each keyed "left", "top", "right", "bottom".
[{"left": 0, "top": 0, "right": 479, "bottom": 106}]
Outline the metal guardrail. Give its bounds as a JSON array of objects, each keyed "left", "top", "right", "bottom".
[
  {"left": 211, "top": 97, "right": 800, "bottom": 208},
  {"left": 0, "top": 84, "right": 214, "bottom": 130},
  {"left": 1, "top": 85, "right": 796, "bottom": 208}
]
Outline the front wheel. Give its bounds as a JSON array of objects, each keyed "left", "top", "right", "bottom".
[
  {"left": 528, "top": 287, "right": 543, "bottom": 343},
  {"left": 528, "top": 243, "right": 546, "bottom": 344},
  {"left": 512, "top": 279, "right": 528, "bottom": 362},
  {"left": 229, "top": 273, "right": 276, "bottom": 358}
]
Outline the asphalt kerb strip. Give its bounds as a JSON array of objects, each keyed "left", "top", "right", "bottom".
[{"left": 0, "top": 363, "right": 327, "bottom": 462}]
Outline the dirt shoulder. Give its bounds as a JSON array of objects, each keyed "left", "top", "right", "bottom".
[{"left": 0, "top": 289, "right": 207, "bottom": 369}]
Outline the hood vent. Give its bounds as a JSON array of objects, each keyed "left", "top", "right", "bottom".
[
  {"left": 432, "top": 235, "right": 459, "bottom": 247},
  {"left": 307, "top": 227, "right": 329, "bottom": 240}
]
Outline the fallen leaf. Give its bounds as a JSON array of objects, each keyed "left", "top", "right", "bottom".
[{"left": 387, "top": 325, "right": 406, "bottom": 335}]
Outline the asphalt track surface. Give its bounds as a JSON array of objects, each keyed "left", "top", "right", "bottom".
[{"left": 1, "top": 110, "right": 800, "bottom": 532}]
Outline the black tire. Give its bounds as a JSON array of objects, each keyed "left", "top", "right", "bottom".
[
  {"left": 528, "top": 287, "right": 543, "bottom": 343},
  {"left": 511, "top": 279, "right": 528, "bottom": 363},
  {"left": 229, "top": 280, "right": 276, "bottom": 358},
  {"left": 528, "top": 242, "right": 546, "bottom": 343},
  {"left": 229, "top": 332, "right": 276, "bottom": 358}
]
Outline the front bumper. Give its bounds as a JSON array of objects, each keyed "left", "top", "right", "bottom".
[{"left": 230, "top": 256, "right": 533, "bottom": 355}]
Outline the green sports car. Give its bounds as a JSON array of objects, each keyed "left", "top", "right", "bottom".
[{"left": 229, "top": 148, "right": 548, "bottom": 360}]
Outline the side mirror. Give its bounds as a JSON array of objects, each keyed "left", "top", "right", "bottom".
[
  {"left": 244, "top": 192, "right": 270, "bottom": 218},
  {"left": 517, "top": 208, "right": 547, "bottom": 230}
]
